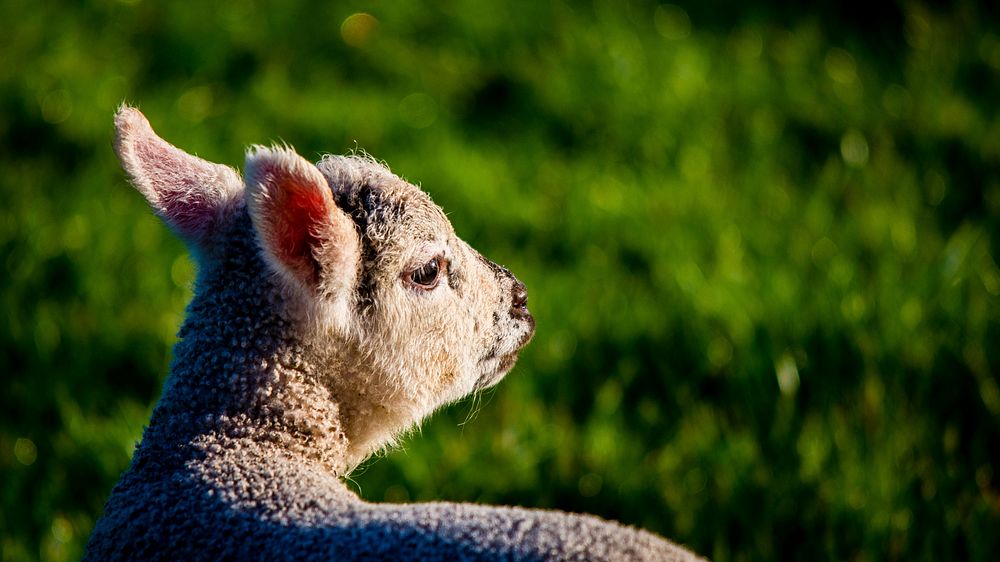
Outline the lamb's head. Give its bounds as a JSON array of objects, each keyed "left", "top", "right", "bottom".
[{"left": 114, "top": 106, "right": 534, "bottom": 470}]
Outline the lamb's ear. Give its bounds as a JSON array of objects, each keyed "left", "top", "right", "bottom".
[
  {"left": 244, "top": 145, "right": 361, "bottom": 318},
  {"left": 114, "top": 105, "right": 243, "bottom": 246}
]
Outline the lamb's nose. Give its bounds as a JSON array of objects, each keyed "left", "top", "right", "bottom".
[{"left": 511, "top": 280, "right": 530, "bottom": 319}]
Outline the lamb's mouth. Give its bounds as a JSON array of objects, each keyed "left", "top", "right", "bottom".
[
  {"left": 473, "top": 350, "right": 520, "bottom": 391},
  {"left": 474, "top": 327, "right": 533, "bottom": 391}
]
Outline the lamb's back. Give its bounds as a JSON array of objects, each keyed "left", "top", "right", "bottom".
[{"left": 86, "top": 439, "right": 698, "bottom": 562}]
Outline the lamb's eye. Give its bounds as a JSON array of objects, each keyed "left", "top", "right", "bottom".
[{"left": 408, "top": 257, "right": 441, "bottom": 289}]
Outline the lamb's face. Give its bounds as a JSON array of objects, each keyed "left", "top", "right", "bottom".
[
  {"left": 318, "top": 157, "right": 535, "bottom": 411},
  {"left": 242, "top": 151, "right": 537, "bottom": 465},
  {"left": 365, "top": 190, "right": 534, "bottom": 406}
]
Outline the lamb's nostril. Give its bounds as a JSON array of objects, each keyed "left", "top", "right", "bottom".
[
  {"left": 513, "top": 289, "right": 527, "bottom": 308},
  {"left": 511, "top": 280, "right": 529, "bottom": 316}
]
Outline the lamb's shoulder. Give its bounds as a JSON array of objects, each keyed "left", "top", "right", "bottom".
[
  {"left": 216, "top": 442, "right": 700, "bottom": 561},
  {"left": 85, "top": 437, "right": 349, "bottom": 561},
  {"left": 90, "top": 438, "right": 700, "bottom": 562}
]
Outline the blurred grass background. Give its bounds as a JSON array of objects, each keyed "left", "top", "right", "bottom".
[{"left": 2, "top": 0, "right": 999, "bottom": 560}]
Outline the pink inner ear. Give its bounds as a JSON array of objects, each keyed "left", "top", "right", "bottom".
[{"left": 264, "top": 176, "right": 332, "bottom": 287}]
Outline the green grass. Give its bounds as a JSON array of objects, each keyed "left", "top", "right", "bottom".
[{"left": 1, "top": 1, "right": 998, "bottom": 560}]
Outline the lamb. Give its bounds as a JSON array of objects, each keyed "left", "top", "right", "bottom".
[{"left": 84, "top": 106, "right": 704, "bottom": 561}]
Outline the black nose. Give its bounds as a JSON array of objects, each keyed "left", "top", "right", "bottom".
[{"left": 511, "top": 279, "right": 530, "bottom": 319}]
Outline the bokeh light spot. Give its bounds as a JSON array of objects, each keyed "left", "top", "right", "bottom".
[
  {"left": 654, "top": 5, "right": 690, "bottom": 41},
  {"left": 904, "top": 10, "right": 931, "bottom": 49},
  {"left": 775, "top": 354, "right": 800, "bottom": 395},
  {"left": 980, "top": 264, "right": 1000, "bottom": 296},
  {"left": 901, "top": 299, "right": 923, "bottom": 329},
  {"left": 177, "top": 86, "right": 214, "bottom": 123},
  {"left": 679, "top": 144, "right": 709, "bottom": 179},
  {"left": 51, "top": 516, "right": 73, "bottom": 543},
  {"left": 41, "top": 90, "right": 73, "bottom": 124},
  {"left": 14, "top": 438, "right": 37, "bottom": 466},
  {"left": 341, "top": 13, "right": 378, "bottom": 47},
  {"left": 825, "top": 48, "right": 857, "bottom": 85},
  {"left": 925, "top": 170, "right": 947, "bottom": 206},
  {"left": 398, "top": 93, "right": 438, "bottom": 129},
  {"left": 707, "top": 336, "right": 733, "bottom": 368},
  {"left": 64, "top": 214, "right": 90, "bottom": 250},
  {"left": 34, "top": 312, "right": 61, "bottom": 355},
  {"left": 980, "top": 34, "right": 1000, "bottom": 70},
  {"left": 811, "top": 237, "right": 838, "bottom": 265},
  {"left": 840, "top": 129, "right": 869, "bottom": 167},
  {"left": 841, "top": 293, "right": 868, "bottom": 322},
  {"left": 891, "top": 218, "right": 916, "bottom": 255}
]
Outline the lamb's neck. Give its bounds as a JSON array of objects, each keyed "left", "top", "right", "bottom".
[{"left": 140, "top": 223, "right": 349, "bottom": 475}]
